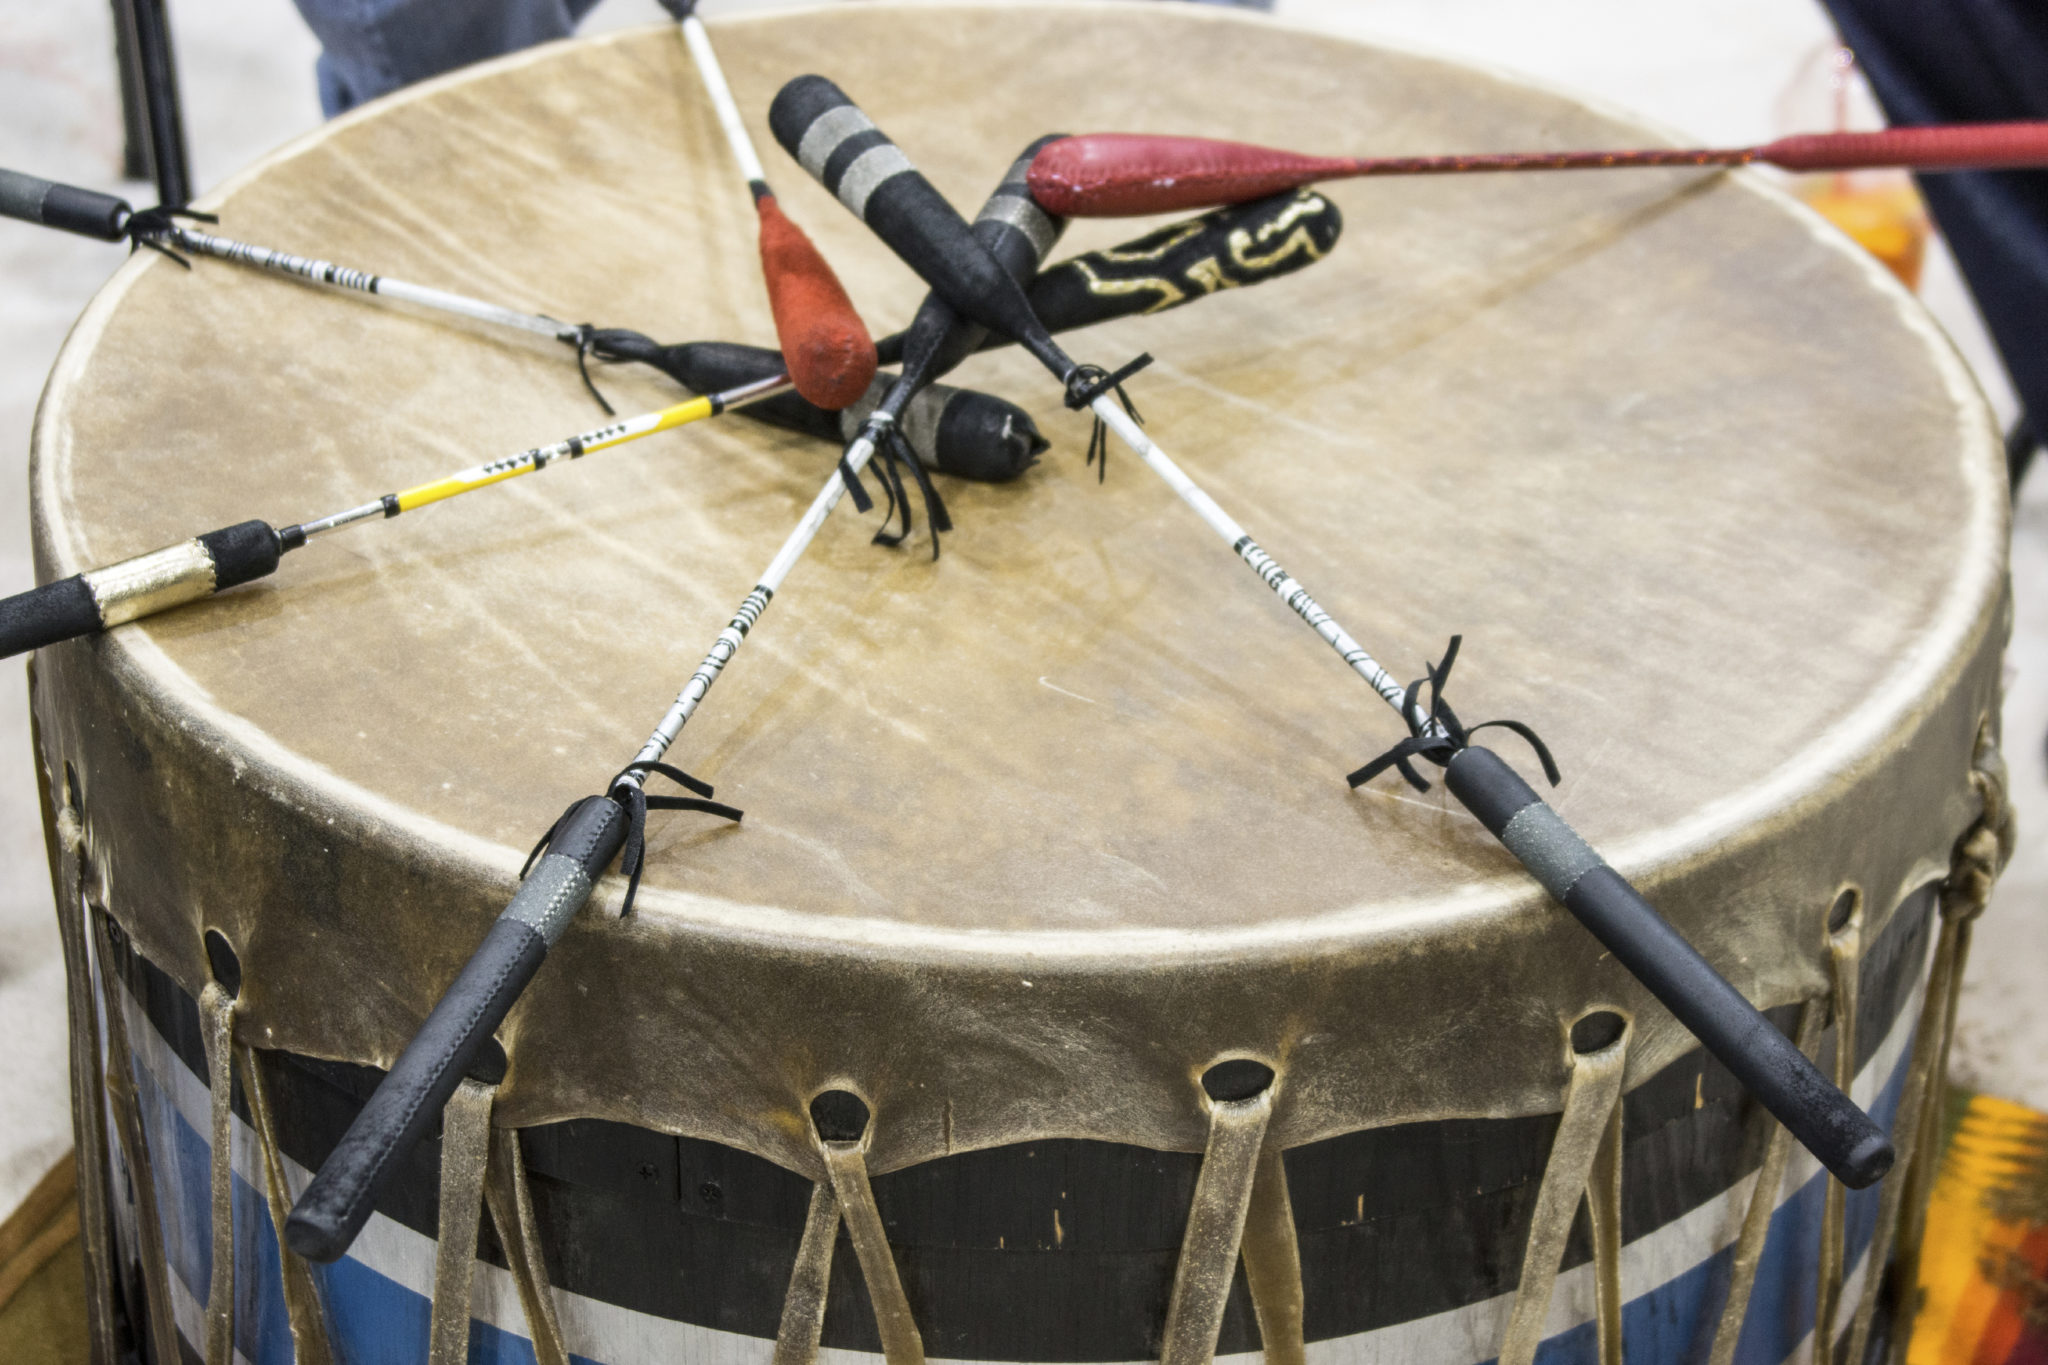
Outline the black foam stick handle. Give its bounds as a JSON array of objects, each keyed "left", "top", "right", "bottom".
[
  {"left": 873, "top": 187, "right": 1343, "bottom": 366},
  {"left": 1443, "top": 745, "right": 1894, "bottom": 1189},
  {"left": 767, "top": 76, "right": 1073, "bottom": 377},
  {"left": 198, "top": 520, "right": 285, "bottom": 588},
  {"left": 0, "top": 168, "right": 131, "bottom": 241},
  {"left": 647, "top": 341, "right": 1046, "bottom": 483},
  {"left": 0, "top": 520, "right": 284, "bottom": 660},
  {"left": 0, "top": 578, "right": 102, "bottom": 659},
  {"left": 286, "top": 795, "right": 627, "bottom": 1262}
]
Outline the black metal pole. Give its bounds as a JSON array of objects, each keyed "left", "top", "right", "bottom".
[
  {"left": 110, "top": 0, "right": 151, "bottom": 182},
  {"left": 116, "top": 0, "right": 190, "bottom": 208}
]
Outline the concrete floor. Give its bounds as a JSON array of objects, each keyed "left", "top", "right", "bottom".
[{"left": 0, "top": 0, "right": 2041, "bottom": 1222}]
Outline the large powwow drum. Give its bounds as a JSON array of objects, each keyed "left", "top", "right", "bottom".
[{"left": 28, "top": 5, "right": 2013, "bottom": 1364}]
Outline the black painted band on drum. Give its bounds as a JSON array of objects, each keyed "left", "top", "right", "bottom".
[
  {"left": 1442, "top": 745, "right": 1895, "bottom": 1191},
  {"left": 285, "top": 794, "right": 627, "bottom": 1262},
  {"left": 0, "top": 168, "right": 131, "bottom": 241}
]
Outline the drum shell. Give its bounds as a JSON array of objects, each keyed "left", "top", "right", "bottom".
[{"left": 90, "top": 895, "right": 1926, "bottom": 1362}]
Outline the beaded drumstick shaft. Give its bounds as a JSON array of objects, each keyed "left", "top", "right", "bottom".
[
  {"left": 770, "top": 74, "right": 1896, "bottom": 1192},
  {"left": 285, "top": 419, "right": 891, "bottom": 1264},
  {"left": 0, "top": 374, "right": 787, "bottom": 660},
  {"left": 1026, "top": 121, "right": 2048, "bottom": 216}
]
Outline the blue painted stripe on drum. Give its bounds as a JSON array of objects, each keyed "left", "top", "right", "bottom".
[{"left": 110, "top": 957, "right": 1919, "bottom": 1365}]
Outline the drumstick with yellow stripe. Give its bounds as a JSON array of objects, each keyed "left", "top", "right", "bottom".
[
  {"left": 771, "top": 74, "right": 1898, "bottom": 1194},
  {"left": 286, "top": 380, "right": 904, "bottom": 1266},
  {"left": 0, "top": 374, "right": 785, "bottom": 661}
]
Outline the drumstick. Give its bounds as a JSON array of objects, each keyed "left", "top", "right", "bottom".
[
  {"left": 769, "top": 75, "right": 1897, "bottom": 1191},
  {"left": 659, "top": 0, "right": 875, "bottom": 410},
  {"left": 1025, "top": 121, "right": 2048, "bottom": 217},
  {"left": 285, "top": 398, "right": 902, "bottom": 1265},
  {"left": 633, "top": 338, "right": 1051, "bottom": 485},
  {"left": 830, "top": 133, "right": 1072, "bottom": 555},
  {"left": 0, "top": 373, "right": 788, "bottom": 660},
  {"left": 871, "top": 183, "right": 1344, "bottom": 368}
]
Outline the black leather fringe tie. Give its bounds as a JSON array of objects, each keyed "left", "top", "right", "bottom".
[
  {"left": 124, "top": 203, "right": 218, "bottom": 269},
  {"left": 524, "top": 763, "right": 742, "bottom": 918},
  {"left": 1065, "top": 353, "right": 1153, "bottom": 483},
  {"left": 836, "top": 423, "right": 952, "bottom": 559},
  {"left": 1346, "top": 635, "right": 1563, "bottom": 793}
]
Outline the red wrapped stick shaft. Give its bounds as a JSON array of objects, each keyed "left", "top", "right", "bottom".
[
  {"left": 1029, "top": 121, "right": 2048, "bottom": 217},
  {"left": 1757, "top": 122, "right": 2048, "bottom": 172}
]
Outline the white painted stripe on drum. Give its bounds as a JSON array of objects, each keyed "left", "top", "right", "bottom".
[
  {"left": 836, "top": 144, "right": 914, "bottom": 219},
  {"left": 112, "top": 953, "right": 1926, "bottom": 1365},
  {"left": 168, "top": 1270, "right": 255, "bottom": 1365}
]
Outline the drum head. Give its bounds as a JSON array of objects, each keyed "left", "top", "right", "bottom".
[{"left": 32, "top": 3, "right": 2004, "bottom": 1164}]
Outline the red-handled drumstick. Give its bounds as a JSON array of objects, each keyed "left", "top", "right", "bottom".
[
  {"left": 1026, "top": 121, "right": 2048, "bottom": 217},
  {"left": 662, "top": 0, "right": 876, "bottom": 409},
  {"left": 770, "top": 73, "right": 1896, "bottom": 1195}
]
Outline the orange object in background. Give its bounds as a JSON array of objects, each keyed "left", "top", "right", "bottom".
[
  {"left": 1904, "top": 1092, "right": 2048, "bottom": 1365},
  {"left": 1799, "top": 174, "right": 1929, "bottom": 290},
  {"left": 1779, "top": 44, "right": 1932, "bottom": 292}
]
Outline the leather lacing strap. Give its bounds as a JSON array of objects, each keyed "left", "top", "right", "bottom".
[
  {"left": 564, "top": 324, "right": 617, "bottom": 415},
  {"left": 1063, "top": 353, "right": 1153, "bottom": 483},
  {"left": 839, "top": 419, "right": 952, "bottom": 559},
  {"left": 197, "top": 982, "right": 240, "bottom": 1365},
  {"left": 522, "top": 764, "right": 742, "bottom": 917},
  {"left": 1346, "top": 634, "right": 1562, "bottom": 793},
  {"left": 428, "top": 1077, "right": 497, "bottom": 1365},
  {"left": 123, "top": 204, "right": 218, "bottom": 269}
]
